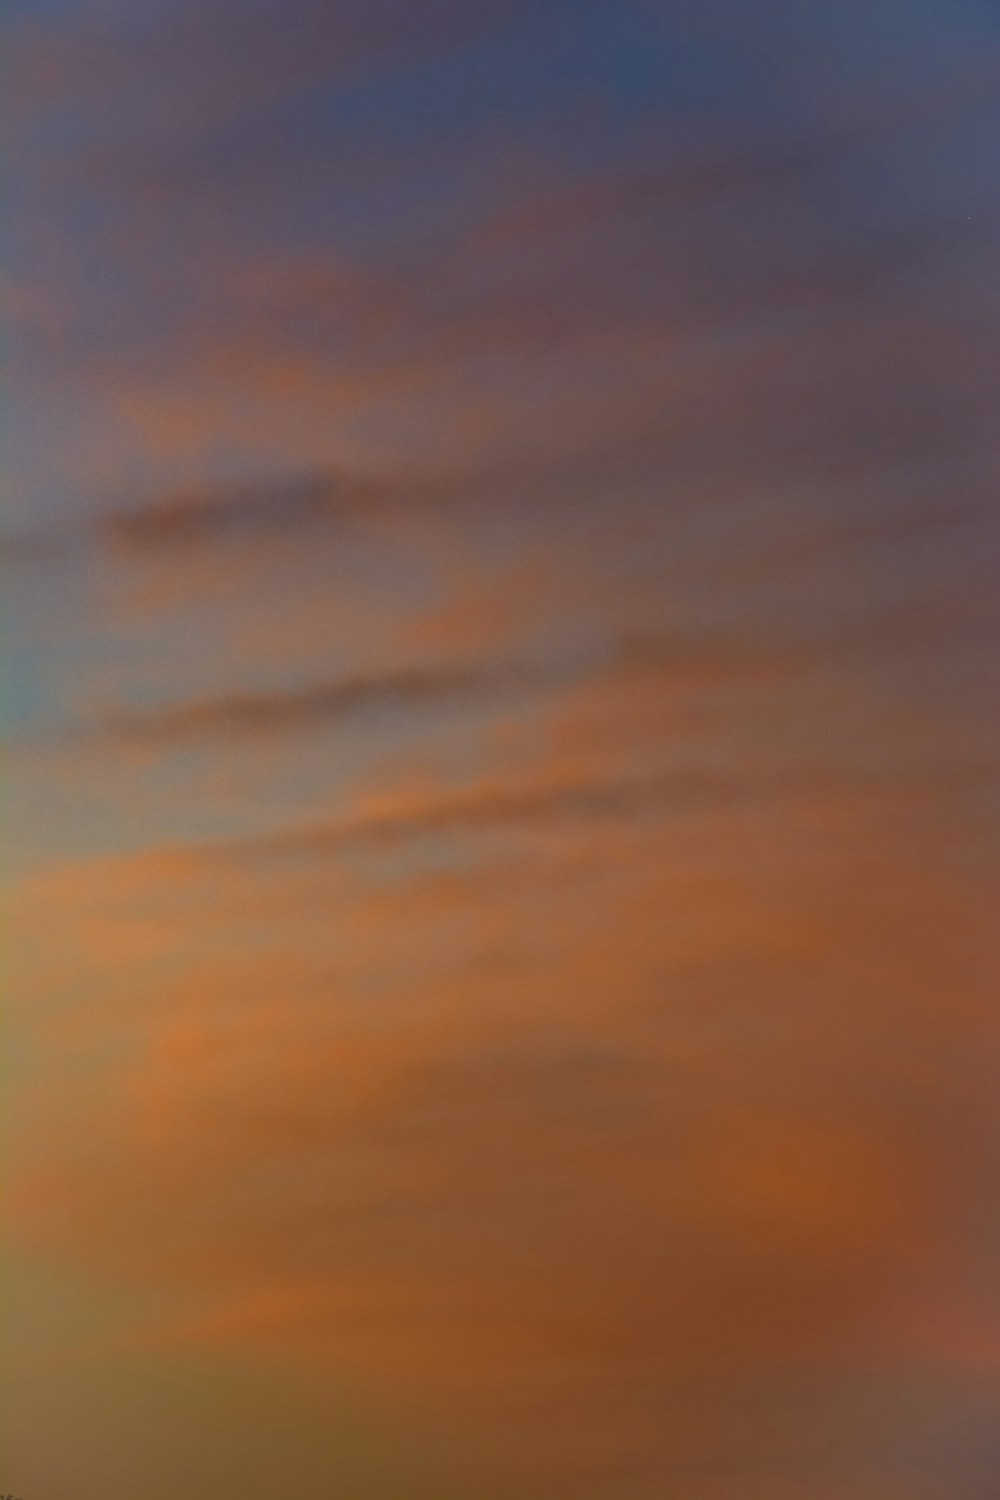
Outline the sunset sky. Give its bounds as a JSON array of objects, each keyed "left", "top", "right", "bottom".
[{"left": 3, "top": 1, "right": 1000, "bottom": 1496}]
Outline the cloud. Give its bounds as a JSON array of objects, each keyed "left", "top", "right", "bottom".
[
  {"left": 10, "top": 641, "right": 1000, "bottom": 1486},
  {"left": 1, "top": 464, "right": 462, "bottom": 565},
  {"left": 100, "top": 470, "right": 383, "bottom": 551},
  {"left": 11, "top": 0, "right": 998, "bottom": 521},
  {"left": 8, "top": 0, "right": 536, "bottom": 139},
  {"left": 12, "top": 845, "right": 998, "bottom": 1433},
  {"left": 72, "top": 656, "right": 547, "bottom": 749},
  {"left": 43, "top": 620, "right": 801, "bottom": 754},
  {"left": 6, "top": 2, "right": 1000, "bottom": 1494},
  {"left": 236, "top": 767, "right": 730, "bottom": 856}
]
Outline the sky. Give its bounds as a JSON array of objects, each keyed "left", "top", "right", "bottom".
[{"left": 2, "top": 1, "right": 1000, "bottom": 1496}]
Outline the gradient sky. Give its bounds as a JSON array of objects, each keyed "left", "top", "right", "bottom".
[{"left": 3, "top": 2, "right": 1000, "bottom": 1497}]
